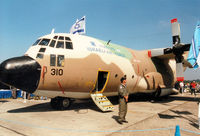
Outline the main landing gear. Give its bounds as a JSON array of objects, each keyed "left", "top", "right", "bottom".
[{"left": 50, "top": 97, "right": 71, "bottom": 110}]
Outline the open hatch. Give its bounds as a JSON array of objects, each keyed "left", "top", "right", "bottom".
[{"left": 90, "top": 71, "right": 114, "bottom": 112}]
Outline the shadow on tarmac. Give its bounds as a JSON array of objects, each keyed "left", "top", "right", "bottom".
[
  {"left": 158, "top": 110, "right": 192, "bottom": 120},
  {"left": 158, "top": 113, "right": 179, "bottom": 119},
  {"left": 170, "top": 109, "right": 199, "bottom": 129},
  {"left": 158, "top": 106, "right": 199, "bottom": 129},
  {"left": 0, "top": 100, "right": 9, "bottom": 103},
  {"left": 110, "top": 93, "right": 200, "bottom": 105},
  {"left": 112, "top": 115, "right": 124, "bottom": 125},
  {"left": 7, "top": 102, "right": 53, "bottom": 113},
  {"left": 7, "top": 93, "right": 200, "bottom": 114},
  {"left": 7, "top": 99, "right": 101, "bottom": 113},
  {"left": 6, "top": 94, "right": 158, "bottom": 114}
]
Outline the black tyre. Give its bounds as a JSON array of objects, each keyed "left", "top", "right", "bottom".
[
  {"left": 59, "top": 98, "right": 71, "bottom": 110},
  {"left": 50, "top": 97, "right": 71, "bottom": 110},
  {"left": 50, "top": 97, "right": 59, "bottom": 109}
]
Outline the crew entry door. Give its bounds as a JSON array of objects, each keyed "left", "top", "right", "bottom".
[
  {"left": 94, "top": 71, "right": 109, "bottom": 93},
  {"left": 90, "top": 71, "right": 114, "bottom": 112}
]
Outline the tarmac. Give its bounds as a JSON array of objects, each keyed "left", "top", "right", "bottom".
[{"left": 0, "top": 93, "right": 199, "bottom": 136}]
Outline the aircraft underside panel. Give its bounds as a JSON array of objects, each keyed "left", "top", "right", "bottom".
[{"left": 33, "top": 88, "right": 174, "bottom": 99}]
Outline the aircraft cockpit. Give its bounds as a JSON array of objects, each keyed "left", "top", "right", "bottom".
[
  {"left": 25, "top": 34, "right": 74, "bottom": 60},
  {"left": 32, "top": 35, "right": 73, "bottom": 50}
]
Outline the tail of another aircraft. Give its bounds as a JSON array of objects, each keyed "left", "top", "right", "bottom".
[{"left": 187, "top": 21, "right": 200, "bottom": 69}]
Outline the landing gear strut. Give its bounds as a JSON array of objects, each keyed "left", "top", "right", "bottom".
[
  {"left": 152, "top": 86, "right": 161, "bottom": 98},
  {"left": 50, "top": 97, "right": 71, "bottom": 110}
]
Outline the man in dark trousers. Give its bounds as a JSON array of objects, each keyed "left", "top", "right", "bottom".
[
  {"left": 118, "top": 77, "right": 129, "bottom": 124},
  {"left": 190, "top": 81, "right": 196, "bottom": 96}
]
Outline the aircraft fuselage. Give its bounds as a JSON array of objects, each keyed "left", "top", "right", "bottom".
[{"left": 20, "top": 33, "right": 177, "bottom": 99}]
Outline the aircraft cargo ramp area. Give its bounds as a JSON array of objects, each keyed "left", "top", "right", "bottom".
[{"left": 0, "top": 93, "right": 199, "bottom": 136}]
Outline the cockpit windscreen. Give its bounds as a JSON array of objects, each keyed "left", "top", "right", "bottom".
[
  {"left": 39, "top": 39, "right": 50, "bottom": 46},
  {"left": 32, "top": 39, "right": 41, "bottom": 46},
  {"left": 31, "top": 36, "right": 73, "bottom": 49}
]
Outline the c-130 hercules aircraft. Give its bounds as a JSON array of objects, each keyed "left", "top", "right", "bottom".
[{"left": 0, "top": 18, "right": 192, "bottom": 112}]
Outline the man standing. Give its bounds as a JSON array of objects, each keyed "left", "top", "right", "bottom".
[
  {"left": 11, "top": 87, "right": 17, "bottom": 99},
  {"left": 179, "top": 81, "right": 184, "bottom": 94},
  {"left": 190, "top": 81, "right": 196, "bottom": 96},
  {"left": 118, "top": 77, "right": 129, "bottom": 124}
]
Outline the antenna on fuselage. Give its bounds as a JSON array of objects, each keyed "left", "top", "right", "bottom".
[
  {"left": 107, "top": 40, "right": 111, "bottom": 45},
  {"left": 51, "top": 28, "right": 55, "bottom": 34}
]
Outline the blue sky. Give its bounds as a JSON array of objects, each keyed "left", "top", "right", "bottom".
[{"left": 0, "top": 0, "right": 200, "bottom": 80}]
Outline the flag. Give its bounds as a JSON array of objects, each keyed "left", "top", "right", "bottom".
[
  {"left": 70, "top": 16, "right": 86, "bottom": 35},
  {"left": 187, "top": 21, "right": 200, "bottom": 69}
]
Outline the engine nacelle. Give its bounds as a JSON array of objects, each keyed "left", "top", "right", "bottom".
[
  {"left": 159, "top": 88, "right": 174, "bottom": 97},
  {"left": 155, "top": 85, "right": 177, "bottom": 97}
]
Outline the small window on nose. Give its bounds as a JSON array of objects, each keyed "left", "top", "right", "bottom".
[
  {"left": 36, "top": 53, "right": 44, "bottom": 59},
  {"left": 39, "top": 48, "right": 46, "bottom": 52}
]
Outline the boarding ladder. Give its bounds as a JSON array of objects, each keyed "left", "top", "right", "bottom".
[{"left": 90, "top": 93, "right": 114, "bottom": 112}]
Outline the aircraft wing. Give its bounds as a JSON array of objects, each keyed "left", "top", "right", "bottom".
[{"left": 148, "top": 43, "right": 192, "bottom": 81}]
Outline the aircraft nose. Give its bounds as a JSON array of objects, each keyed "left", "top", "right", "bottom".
[{"left": 0, "top": 56, "right": 41, "bottom": 93}]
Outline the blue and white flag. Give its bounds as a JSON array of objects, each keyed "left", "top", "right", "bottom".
[
  {"left": 70, "top": 16, "right": 86, "bottom": 35},
  {"left": 187, "top": 21, "right": 200, "bottom": 69}
]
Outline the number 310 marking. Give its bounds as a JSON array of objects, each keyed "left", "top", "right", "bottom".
[{"left": 51, "top": 69, "right": 63, "bottom": 76}]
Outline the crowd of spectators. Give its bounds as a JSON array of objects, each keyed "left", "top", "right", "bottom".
[{"left": 175, "top": 80, "right": 200, "bottom": 96}]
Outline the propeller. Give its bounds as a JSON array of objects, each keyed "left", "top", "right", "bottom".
[
  {"left": 148, "top": 18, "right": 191, "bottom": 81},
  {"left": 170, "top": 18, "right": 190, "bottom": 81}
]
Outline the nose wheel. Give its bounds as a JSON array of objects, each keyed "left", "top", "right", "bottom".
[{"left": 50, "top": 97, "right": 71, "bottom": 110}]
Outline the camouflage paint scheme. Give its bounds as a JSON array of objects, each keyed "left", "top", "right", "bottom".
[{"left": 25, "top": 33, "right": 187, "bottom": 99}]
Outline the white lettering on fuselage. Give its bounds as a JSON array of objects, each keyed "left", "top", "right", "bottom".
[
  {"left": 87, "top": 41, "right": 127, "bottom": 58},
  {"left": 87, "top": 41, "right": 113, "bottom": 54},
  {"left": 87, "top": 47, "right": 113, "bottom": 54}
]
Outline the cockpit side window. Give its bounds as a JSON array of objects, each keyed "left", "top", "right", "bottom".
[
  {"left": 39, "top": 39, "right": 50, "bottom": 46},
  {"left": 57, "top": 55, "right": 65, "bottom": 67},
  {"left": 32, "top": 39, "right": 41, "bottom": 46},
  {"left": 50, "top": 54, "right": 56, "bottom": 66},
  {"left": 65, "top": 37, "right": 73, "bottom": 49},
  {"left": 66, "top": 42, "right": 73, "bottom": 49},
  {"left": 36, "top": 53, "right": 44, "bottom": 59},
  {"left": 56, "top": 41, "right": 64, "bottom": 49},
  {"left": 49, "top": 40, "right": 56, "bottom": 48}
]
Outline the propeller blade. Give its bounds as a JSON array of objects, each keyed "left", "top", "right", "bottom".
[
  {"left": 176, "top": 63, "right": 184, "bottom": 81},
  {"left": 171, "top": 18, "right": 181, "bottom": 45},
  {"left": 181, "top": 43, "right": 191, "bottom": 51}
]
